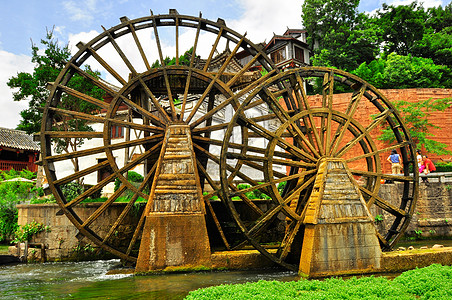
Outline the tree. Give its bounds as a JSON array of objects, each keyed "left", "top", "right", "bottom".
[
  {"left": 352, "top": 53, "right": 449, "bottom": 89},
  {"left": 376, "top": 1, "right": 427, "bottom": 55},
  {"left": 302, "top": 0, "right": 380, "bottom": 71},
  {"left": 7, "top": 28, "right": 104, "bottom": 175},
  {"left": 379, "top": 97, "right": 452, "bottom": 155}
]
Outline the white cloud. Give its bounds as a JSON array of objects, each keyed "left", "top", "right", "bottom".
[
  {"left": 63, "top": 0, "right": 98, "bottom": 23},
  {"left": 228, "top": 0, "right": 303, "bottom": 44},
  {"left": 0, "top": 50, "right": 34, "bottom": 129}
]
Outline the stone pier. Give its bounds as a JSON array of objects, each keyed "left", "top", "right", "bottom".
[
  {"left": 135, "top": 125, "right": 211, "bottom": 272},
  {"left": 299, "top": 158, "right": 381, "bottom": 277}
]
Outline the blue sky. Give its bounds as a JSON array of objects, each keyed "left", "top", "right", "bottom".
[{"left": 0, "top": 0, "right": 449, "bottom": 129}]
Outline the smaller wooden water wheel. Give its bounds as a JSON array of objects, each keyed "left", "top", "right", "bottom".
[{"left": 219, "top": 67, "right": 418, "bottom": 270}]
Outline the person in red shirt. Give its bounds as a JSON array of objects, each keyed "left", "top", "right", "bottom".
[{"left": 422, "top": 155, "right": 436, "bottom": 183}]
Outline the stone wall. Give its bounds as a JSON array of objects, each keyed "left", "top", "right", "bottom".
[
  {"left": 10, "top": 203, "right": 142, "bottom": 262},
  {"left": 377, "top": 182, "right": 452, "bottom": 239}
]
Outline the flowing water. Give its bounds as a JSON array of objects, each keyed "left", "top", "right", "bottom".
[
  {"left": 0, "top": 260, "right": 298, "bottom": 299},
  {"left": 1, "top": 239, "right": 450, "bottom": 299}
]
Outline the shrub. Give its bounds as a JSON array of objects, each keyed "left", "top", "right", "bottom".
[
  {"left": 61, "top": 182, "right": 84, "bottom": 201},
  {"left": 114, "top": 171, "right": 144, "bottom": 192},
  {"left": 434, "top": 162, "right": 452, "bottom": 172},
  {"left": 13, "top": 221, "right": 50, "bottom": 243},
  {"left": 0, "top": 200, "right": 18, "bottom": 242}
]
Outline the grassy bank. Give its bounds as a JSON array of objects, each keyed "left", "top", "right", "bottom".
[{"left": 185, "top": 264, "right": 452, "bottom": 299}]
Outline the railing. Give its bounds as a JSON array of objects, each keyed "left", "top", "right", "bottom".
[
  {"left": 0, "top": 160, "right": 37, "bottom": 172},
  {"left": 419, "top": 172, "right": 452, "bottom": 183}
]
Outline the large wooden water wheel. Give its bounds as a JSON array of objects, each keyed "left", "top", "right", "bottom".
[{"left": 40, "top": 11, "right": 418, "bottom": 270}]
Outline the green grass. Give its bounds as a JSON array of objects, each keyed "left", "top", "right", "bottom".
[{"left": 185, "top": 264, "right": 452, "bottom": 300}]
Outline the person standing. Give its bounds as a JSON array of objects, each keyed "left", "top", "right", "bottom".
[
  {"left": 416, "top": 150, "right": 423, "bottom": 172},
  {"left": 387, "top": 149, "right": 402, "bottom": 174},
  {"left": 422, "top": 155, "right": 436, "bottom": 183}
]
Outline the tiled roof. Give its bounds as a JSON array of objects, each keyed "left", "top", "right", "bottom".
[{"left": 0, "top": 127, "right": 40, "bottom": 151}]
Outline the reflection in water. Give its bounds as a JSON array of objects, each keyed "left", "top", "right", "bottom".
[{"left": 0, "top": 260, "right": 298, "bottom": 299}]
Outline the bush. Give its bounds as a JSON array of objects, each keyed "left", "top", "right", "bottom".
[
  {"left": 434, "top": 162, "right": 452, "bottom": 172},
  {"left": 0, "top": 200, "right": 18, "bottom": 242},
  {"left": 61, "top": 182, "right": 84, "bottom": 201},
  {"left": 114, "top": 171, "right": 144, "bottom": 192},
  {"left": 13, "top": 221, "right": 50, "bottom": 243}
]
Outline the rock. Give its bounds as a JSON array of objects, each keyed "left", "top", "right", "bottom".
[
  {"left": 432, "top": 244, "right": 444, "bottom": 249},
  {"left": 420, "top": 246, "right": 428, "bottom": 250},
  {"left": 408, "top": 246, "right": 415, "bottom": 250},
  {"left": 397, "top": 247, "right": 406, "bottom": 251}
]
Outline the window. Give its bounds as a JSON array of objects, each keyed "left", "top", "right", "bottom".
[
  {"left": 270, "top": 48, "right": 286, "bottom": 64},
  {"left": 111, "top": 125, "right": 124, "bottom": 139},
  {"left": 294, "top": 46, "right": 304, "bottom": 63}
]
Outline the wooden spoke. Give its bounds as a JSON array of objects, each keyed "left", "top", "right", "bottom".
[
  {"left": 185, "top": 36, "right": 246, "bottom": 123},
  {"left": 202, "top": 27, "right": 224, "bottom": 72},
  {"left": 336, "top": 109, "right": 393, "bottom": 157},
  {"left": 180, "top": 12, "right": 202, "bottom": 119},
  {"left": 53, "top": 160, "right": 111, "bottom": 186},
  {"left": 57, "top": 84, "right": 109, "bottom": 109},
  {"left": 226, "top": 52, "right": 261, "bottom": 88},
  {"left": 81, "top": 184, "right": 128, "bottom": 228},
  {"left": 85, "top": 46, "right": 127, "bottom": 85},
  {"left": 351, "top": 170, "right": 414, "bottom": 182},
  {"left": 329, "top": 83, "right": 367, "bottom": 155},
  {"left": 103, "top": 163, "right": 156, "bottom": 248},
  {"left": 189, "top": 69, "right": 278, "bottom": 129},
  {"left": 358, "top": 185, "right": 408, "bottom": 217},
  {"left": 230, "top": 169, "right": 317, "bottom": 198},
  {"left": 101, "top": 25, "right": 137, "bottom": 77},
  {"left": 346, "top": 142, "right": 410, "bottom": 163},
  {"left": 44, "top": 134, "right": 163, "bottom": 163},
  {"left": 123, "top": 18, "right": 151, "bottom": 70},
  {"left": 278, "top": 219, "right": 303, "bottom": 261},
  {"left": 137, "top": 77, "right": 171, "bottom": 124},
  {"left": 323, "top": 71, "right": 334, "bottom": 155},
  {"left": 43, "top": 131, "right": 103, "bottom": 139},
  {"left": 151, "top": 14, "right": 177, "bottom": 120},
  {"left": 69, "top": 63, "right": 118, "bottom": 96}
]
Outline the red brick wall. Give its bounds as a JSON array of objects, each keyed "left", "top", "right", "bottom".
[{"left": 306, "top": 88, "right": 452, "bottom": 174}]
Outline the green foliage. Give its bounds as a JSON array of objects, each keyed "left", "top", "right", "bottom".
[
  {"left": 187, "top": 265, "right": 452, "bottom": 299},
  {"left": 352, "top": 53, "right": 449, "bottom": 89},
  {"left": 393, "top": 264, "right": 452, "bottom": 298},
  {"left": 61, "top": 182, "right": 84, "bottom": 202},
  {"left": 376, "top": 2, "right": 427, "bottom": 56},
  {"left": 374, "top": 214, "right": 383, "bottom": 223},
  {"left": 0, "top": 200, "right": 18, "bottom": 242},
  {"left": 7, "top": 28, "right": 104, "bottom": 135},
  {"left": 302, "top": 0, "right": 380, "bottom": 71},
  {"left": 13, "top": 220, "right": 50, "bottom": 243},
  {"left": 114, "top": 171, "right": 144, "bottom": 192},
  {"left": 434, "top": 162, "right": 452, "bottom": 172},
  {"left": 151, "top": 47, "right": 193, "bottom": 68},
  {"left": 377, "top": 97, "right": 452, "bottom": 155}
]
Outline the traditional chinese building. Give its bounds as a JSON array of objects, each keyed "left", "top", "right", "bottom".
[
  {"left": 264, "top": 29, "right": 311, "bottom": 69},
  {"left": 0, "top": 127, "right": 40, "bottom": 172}
]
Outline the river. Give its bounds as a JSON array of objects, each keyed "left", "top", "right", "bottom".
[{"left": 0, "top": 260, "right": 298, "bottom": 299}]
